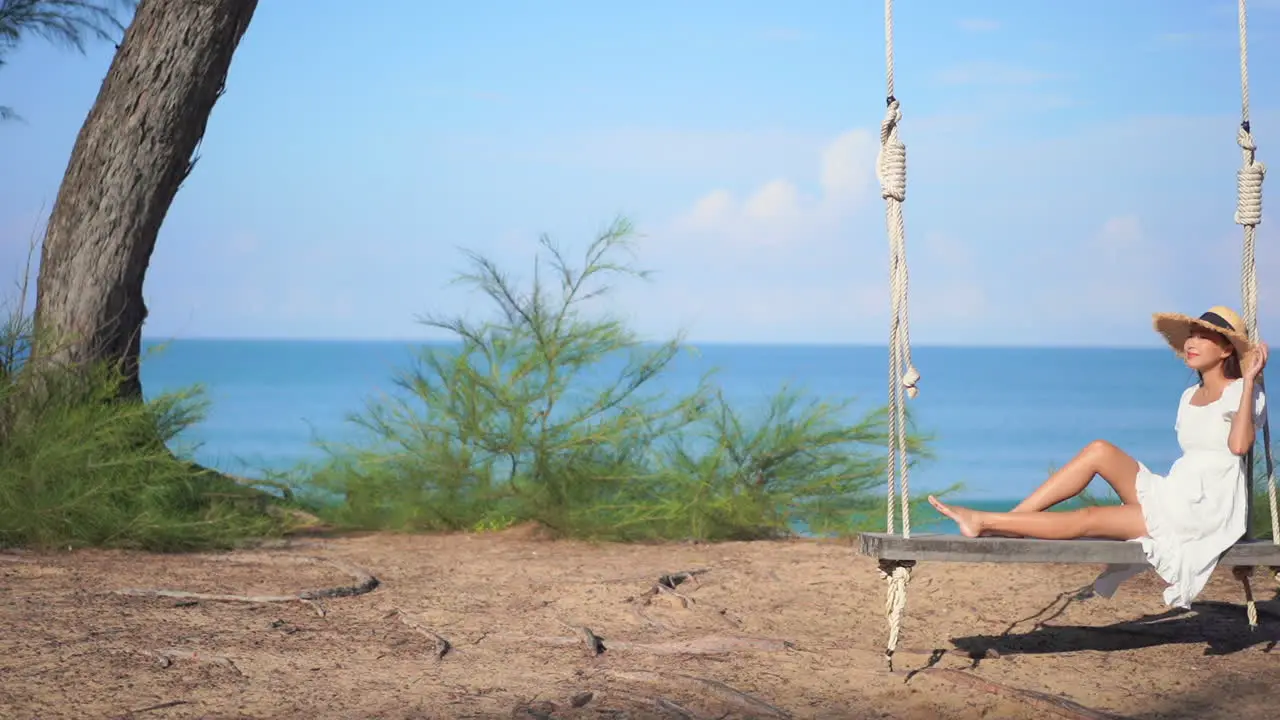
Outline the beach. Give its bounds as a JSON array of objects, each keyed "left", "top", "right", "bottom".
[{"left": 3, "top": 527, "right": 1275, "bottom": 719}]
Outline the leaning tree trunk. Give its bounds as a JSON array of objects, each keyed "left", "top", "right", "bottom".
[{"left": 33, "top": 0, "right": 258, "bottom": 399}]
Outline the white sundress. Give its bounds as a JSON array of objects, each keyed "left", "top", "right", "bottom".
[{"left": 1093, "top": 378, "right": 1265, "bottom": 608}]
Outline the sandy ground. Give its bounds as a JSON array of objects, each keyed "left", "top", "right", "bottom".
[{"left": 1, "top": 526, "right": 1277, "bottom": 720}]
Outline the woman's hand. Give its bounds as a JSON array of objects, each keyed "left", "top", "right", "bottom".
[{"left": 1244, "top": 341, "right": 1269, "bottom": 382}]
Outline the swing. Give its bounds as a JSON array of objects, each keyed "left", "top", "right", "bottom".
[{"left": 858, "top": 0, "right": 1280, "bottom": 668}]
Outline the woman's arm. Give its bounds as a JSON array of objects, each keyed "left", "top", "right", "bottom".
[
  {"left": 1228, "top": 377, "right": 1258, "bottom": 455},
  {"left": 1228, "top": 341, "right": 1269, "bottom": 455}
]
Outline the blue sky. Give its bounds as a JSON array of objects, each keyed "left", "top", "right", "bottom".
[{"left": 4, "top": 0, "right": 1280, "bottom": 346}]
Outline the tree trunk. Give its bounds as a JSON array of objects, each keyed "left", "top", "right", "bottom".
[{"left": 33, "top": 0, "right": 258, "bottom": 399}]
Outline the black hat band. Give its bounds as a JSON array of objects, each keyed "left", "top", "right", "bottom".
[{"left": 1198, "top": 311, "right": 1238, "bottom": 333}]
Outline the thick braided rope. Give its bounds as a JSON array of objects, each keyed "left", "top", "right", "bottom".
[
  {"left": 1235, "top": 0, "right": 1279, "bottom": 545},
  {"left": 886, "top": 315, "right": 900, "bottom": 534},
  {"left": 1233, "top": 567, "right": 1259, "bottom": 629},
  {"left": 876, "top": 0, "right": 920, "bottom": 668},
  {"left": 878, "top": 560, "right": 912, "bottom": 666},
  {"left": 878, "top": 0, "right": 920, "bottom": 541}
]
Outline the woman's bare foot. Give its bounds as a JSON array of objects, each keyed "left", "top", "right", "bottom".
[{"left": 928, "top": 495, "right": 984, "bottom": 538}]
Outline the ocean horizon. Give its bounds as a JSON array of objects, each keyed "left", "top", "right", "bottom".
[{"left": 137, "top": 338, "right": 1201, "bottom": 533}]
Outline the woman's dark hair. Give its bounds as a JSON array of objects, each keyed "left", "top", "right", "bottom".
[
  {"left": 1195, "top": 329, "right": 1243, "bottom": 384},
  {"left": 1223, "top": 351, "right": 1243, "bottom": 380}
]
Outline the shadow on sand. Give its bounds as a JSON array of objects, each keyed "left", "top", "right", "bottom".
[{"left": 947, "top": 583, "right": 1279, "bottom": 664}]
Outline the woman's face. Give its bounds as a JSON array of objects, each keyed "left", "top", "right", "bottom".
[{"left": 1184, "top": 326, "right": 1233, "bottom": 371}]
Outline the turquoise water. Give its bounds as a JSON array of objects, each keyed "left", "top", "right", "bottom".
[{"left": 139, "top": 340, "right": 1200, "bottom": 529}]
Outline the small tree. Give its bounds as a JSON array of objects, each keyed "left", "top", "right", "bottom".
[{"left": 304, "top": 217, "right": 935, "bottom": 541}]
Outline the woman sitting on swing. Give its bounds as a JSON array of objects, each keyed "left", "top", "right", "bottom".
[{"left": 929, "top": 305, "right": 1269, "bottom": 606}]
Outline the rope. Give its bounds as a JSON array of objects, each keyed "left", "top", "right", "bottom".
[
  {"left": 879, "top": 560, "right": 913, "bottom": 669},
  {"left": 878, "top": 0, "right": 920, "bottom": 543},
  {"left": 877, "top": 0, "right": 920, "bottom": 667},
  {"left": 1235, "top": 0, "right": 1278, "bottom": 546},
  {"left": 1233, "top": 567, "right": 1259, "bottom": 629}
]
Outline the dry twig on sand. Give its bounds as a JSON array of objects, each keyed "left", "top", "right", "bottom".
[
  {"left": 626, "top": 569, "right": 740, "bottom": 628},
  {"left": 118, "top": 699, "right": 191, "bottom": 716},
  {"left": 916, "top": 668, "right": 1121, "bottom": 720},
  {"left": 557, "top": 619, "right": 607, "bottom": 657},
  {"left": 144, "top": 648, "right": 244, "bottom": 677},
  {"left": 641, "top": 570, "right": 706, "bottom": 607}
]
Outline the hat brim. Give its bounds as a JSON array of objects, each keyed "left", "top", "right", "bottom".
[{"left": 1152, "top": 312, "right": 1254, "bottom": 364}]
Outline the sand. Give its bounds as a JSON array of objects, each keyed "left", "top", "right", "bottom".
[{"left": 1, "top": 525, "right": 1276, "bottom": 719}]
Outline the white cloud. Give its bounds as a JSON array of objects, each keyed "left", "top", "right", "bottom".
[
  {"left": 137, "top": 107, "right": 1280, "bottom": 345},
  {"left": 912, "top": 233, "right": 988, "bottom": 324},
  {"left": 613, "top": 108, "right": 1280, "bottom": 346},
  {"left": 525, "top": 127, "right": 827, "bottom": 177},
  {"left": 668, "top": 128, "right": 877, "bottom": 249},
  {"left": 937, "top": 61, "right": 1056, "bottom": 87},
  {"left": 1086, "top": 215, "right": 1168, "bottom": 308},
  {"left": 743, "top": 179, "right": 802, "bottom": 222},
  {"left": 225, "top": 232, "right": 258, "bottom": 256},
  {"left": 605, "top": 128, "right": 885, "bottom": 342},
  {"left": 957, "top": 18, "right": 1001, "bottom": 33},
  {"left": 820, "top": 130, "right": 874, "bottom": 200},
  {"left": 758, "top": 27, "right": 803, "bottom": 43},
  {"left": 1010, "top": 214, "right": 1175, "bottom": 345},
  {"left": 614, "top": 128, "right": 1002, "bottom": 344}
]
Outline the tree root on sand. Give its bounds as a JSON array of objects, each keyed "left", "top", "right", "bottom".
[
  {"left": 607, "top": 669, "right": 791, "bottom": 719},
  {"left": 513, "top": 687, "right": 717, "bottom": 720},
  {"left": 604, "top": 688, "right": 704, "bottom": 719},
  {"left": 387, "top": 608, "right": 451, "bottom": 659},
  {"left": 112, "top": 556, "right": 378, "bottom": 616},
  {"left": 492, "top": 625, "right": 793, "bottom": 657}
]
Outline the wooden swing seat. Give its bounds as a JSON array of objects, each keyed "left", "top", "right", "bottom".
[{"left": 860, "top": 532, "right": 1280, "bottom": 567}]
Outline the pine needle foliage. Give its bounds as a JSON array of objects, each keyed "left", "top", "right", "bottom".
[
  {"left": 302, "top": 217, "right": 936, "bottom": 541},
  {"left": 0, "top": 236, "right": 284, "bottom": 551}
]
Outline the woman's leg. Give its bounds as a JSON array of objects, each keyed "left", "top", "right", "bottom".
[
  {"left": 1011, "top": 440, "right": 1142, "bottom": 512},
  {"left": 929, "top": 496, "right": 1147, "bottom": 540}
]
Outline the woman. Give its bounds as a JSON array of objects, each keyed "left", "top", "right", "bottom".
[{"left": 928, "top": 305, "right": 1269, "bottom": 607}]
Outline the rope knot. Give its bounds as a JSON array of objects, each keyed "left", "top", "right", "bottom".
[
  {"left": 902, "top": 365, "right": 920, "bottom": 399},
  {"left": 1236, "top": 163, "right": 1266, "bottom": 227},
  {"left": 1238, "top": 126, "right": 1258, "bottom": 153},
  {"left": 877, "top": 100, "right": 907, "bottom": 202},
  {"left": 1236, "top": 127, "right": 1265, "bottom": 227}
]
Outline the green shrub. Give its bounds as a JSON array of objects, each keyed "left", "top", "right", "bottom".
[
  {"left": 0, "top": 250, "right": 284, "bottom": 551},
  {"left": 298, "top": 217, "right": 939, "bottom": 541}
]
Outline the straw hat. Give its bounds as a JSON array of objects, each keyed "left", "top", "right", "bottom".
[{"left": 1152, "top": 305, "right": 1254, "bottom": 365}]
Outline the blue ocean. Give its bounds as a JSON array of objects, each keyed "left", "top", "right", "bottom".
[{"left": 139, "top": 340, "right": 1199, "bottom": 530}]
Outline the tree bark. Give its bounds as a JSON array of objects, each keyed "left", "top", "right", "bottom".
[{"left": 33, "top": 0, "right": 258, "bottom": 399}]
